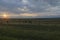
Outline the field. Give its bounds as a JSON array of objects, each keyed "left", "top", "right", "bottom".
[{"left": 0, "top": 18, "right": 60, "bottom": 40}]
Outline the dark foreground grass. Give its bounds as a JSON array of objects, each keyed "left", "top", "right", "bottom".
[{"left": 0, "top": 24, "right": 60, "bottom": 40}]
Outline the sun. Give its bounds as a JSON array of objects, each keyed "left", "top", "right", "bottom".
[{"left": 3, "top": 14, "right": 8, "bottom": 19}]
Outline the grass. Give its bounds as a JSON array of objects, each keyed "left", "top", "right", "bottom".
[
  {"left": 0, "top": 18, "right": 60, "bottom": 40},
  {"left": 0, "top": 24, "right": 59, "bottom": 40}
]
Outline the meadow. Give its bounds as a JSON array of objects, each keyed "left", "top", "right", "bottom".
[{"left": 0, "top": 18, "right": 60, "bottom": 40}]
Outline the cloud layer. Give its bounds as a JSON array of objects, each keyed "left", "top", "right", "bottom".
[{"left": 0, "top": 0, "right": 60, "bottom": 18}]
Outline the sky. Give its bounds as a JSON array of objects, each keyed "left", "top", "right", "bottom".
[{"left": 0, "top": 0, "right": 60, "bottom": 18}]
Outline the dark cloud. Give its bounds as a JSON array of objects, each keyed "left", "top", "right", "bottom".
[
  {"left": 47, "top": 0, "right": 60, "bottom": 6},
  {"left": 0, "top": 0, "right": 60, "bottom": 18}
]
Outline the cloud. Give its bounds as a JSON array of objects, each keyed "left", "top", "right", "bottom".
[
  {"left": 20, "top": 13, "right": 38, "bottom": 17},
  {"left": 45, "top": 6, "right": 60, "bottom": 12},
  {"left": 17, "top": 6, "right": 30, "bottom": 12},
  {"left": 48, "top": 0, "right": 60, "bottom": 6},
  {"left": 22, "top": 0, "right": 29, "bottom": 5},
  {"left": 0, "top": 11, "right": 60, "bottom": 18},
  {"left": 0, "top": 0, "right": 60, "bottom": 18}
]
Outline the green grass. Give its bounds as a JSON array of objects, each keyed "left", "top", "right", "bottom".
[{"left": 0, "top": 24, "right": 59, "bottom": 40}]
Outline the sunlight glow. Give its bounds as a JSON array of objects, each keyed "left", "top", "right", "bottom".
[
  {"left": 2, "top": 14, "right": 8, "bottom": 19},
  {"left": 20, "top": 13, "right": 38, "bottom": 17}
]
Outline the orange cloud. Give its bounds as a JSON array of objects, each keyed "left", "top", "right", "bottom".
[{"left": 20, "top": 13, "right": 38, "bottom": 17}]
